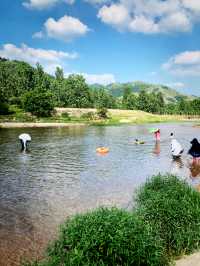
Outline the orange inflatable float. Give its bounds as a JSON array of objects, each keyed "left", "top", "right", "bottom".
[{"left": 96, "top": 147, "right": 109, "bottom": 154}]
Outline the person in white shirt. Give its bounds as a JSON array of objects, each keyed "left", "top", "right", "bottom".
[{"left": 170, "top": 133, "right": 184, "bottom": 159}]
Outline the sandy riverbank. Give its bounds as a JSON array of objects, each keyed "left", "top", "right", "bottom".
[
  {"left": 0, "top": 122, "right": 86, "bottom": 128},
  {"left": 176, "top": 252, "right": 200, "bottom": 266}
]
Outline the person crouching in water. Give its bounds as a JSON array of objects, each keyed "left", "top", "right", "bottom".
[
  {"left": 170, "top": 133, "right": 184, "bottom": 159},
  {"left": 154, "top": 129, "right": 160, "bottom": 142},
  {"left": 188, "top": 138, "right": 200, "bottom": 163}
]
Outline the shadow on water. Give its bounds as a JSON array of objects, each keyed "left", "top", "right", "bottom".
[{"left": 0, "top": 123, "right": 200, "bottom": 265}]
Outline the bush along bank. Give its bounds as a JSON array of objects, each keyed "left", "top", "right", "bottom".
[
  {"left": 24, "top": 174, "right": 200, "bottom": 266},
  {"left": 135, "top": 174, "right": 200, "bottom": 257}
]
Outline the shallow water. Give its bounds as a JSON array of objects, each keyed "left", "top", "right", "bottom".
[{"left": 0, "top": 123, "right": 200, "bottom": 265}]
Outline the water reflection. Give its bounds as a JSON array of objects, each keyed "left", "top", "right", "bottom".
[
  {"left": 189, "top": 161, "right": 200, "bottom": 178},
  {"left": 170, "top": 157, "right": 184, "bottom": 176},
  {"left": 153, "top": 141, "right": 160, "bottom": 156}
]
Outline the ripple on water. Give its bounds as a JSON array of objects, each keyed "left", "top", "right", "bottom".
[{"left": 0, "top": 123, "right": 200, "bottom": 265}]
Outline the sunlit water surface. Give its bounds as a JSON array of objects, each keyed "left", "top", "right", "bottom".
[{"left": 0, "top": 123, "right": 200, "bottom": 265}]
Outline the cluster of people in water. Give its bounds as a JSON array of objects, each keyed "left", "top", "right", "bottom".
[
  {"left": 135, "top": 128, "right": 200, "bottom": 164},
  {"left": 19, "top": 128, "right": 200, "bottom": 163},
  {"left": 19, "top": 128, "right": 200, "bottom": 183},
  {"left": 19, "top": 129, "right": 200, "bottom": 164}
]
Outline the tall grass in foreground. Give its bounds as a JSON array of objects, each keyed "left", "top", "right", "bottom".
[
  {"left": 136, "top": 174, "right": 200, "bottom": 257},
  {"left": 24, "top": 174, "right": 200, "bottom": 265},
  {"left": 24, "top": 208, "right": 168, "bottom": 266}
]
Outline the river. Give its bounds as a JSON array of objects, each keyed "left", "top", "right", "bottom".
[{"left": 0, "top": 123, "right": 200, "bottom": 265}]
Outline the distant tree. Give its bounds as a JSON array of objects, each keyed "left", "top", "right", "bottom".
[
  {"left": 191, "top": 99, "right": 200, "bottom": 115},
  {"left": 148, "top": 92, "right": 165, "bottom": 114},
  {"left": 61, "top": 74, "right": 92, "bottom": 108},
  {"left": 53, "top": 67, "right": 65, "bottom": 106},
  {"left": 22, "top": 63, "right": 54, "bottom": 117},
  {"left": 157, "top": 92, "right": 165, "bottom": 113},
  {"left": 137, "top": 90, "right": 151, "bottom": 112},
  {"left": 125, "top": 93, "right": 137, "bottom": 110},
  {"left": 165, "top": 103, "right": 177, "bottom": 114},
  {"left": 55, "top": 67, "right": 64, "bottom": 81},
  {"left": 177, "top": 97, "right": 188, "bottom": 114},
  {"left": 0, "top": 60, "right": 34, "bottom": 103},
  {"left": 23, "top": 89, "right": 54, "bottom": 117},
  {"left": 92, "top": 88, "right": 117, "bottom": 109},
  {"left": 33, "top": 63, "right": 51, "bottom": 91},
  {"left": 122, "top": 86, "right": 132, "bottom": 109}
]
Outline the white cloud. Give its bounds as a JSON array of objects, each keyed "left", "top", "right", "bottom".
[
  {"left": 163, "top": 51, "right": 200, "bottom": 76},
  {"left": 182, "top": 0, "right": 200, "bottom": 12},
  {"left": 97, "top": 4, "right": 130, "bottom": 30},
  {"left": 34, "top": 15, "right": 89, "bottom": 42},
  {"left": 23, "top": 0, "right": 74, "bottom": 10},
  {"left": 129, "top": 16, "right": 159, "bottom": 34},
  {"left": 0, "top": 43, "right": 78, "bottom": 75},
  {"left": 32, "top": 31, "right": 44, "bottom": 39},
  {"left": 158, "top": 11, "right": 191, "bottom": 33},
  {"left": 65, "top": 72, "right": 115, "bottom": 85},
  {"left": 97, "top": 0, "right": 200, "bottom": 34},
  {"left": 83, "top": 73, "right": 115, "bottom": 85}
]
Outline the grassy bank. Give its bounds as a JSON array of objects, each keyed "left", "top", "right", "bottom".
[
  {"left": 1, "top": 106, "right": 200, "bottom": 127},
  {"left": 24, "top": 174, "right": 200, "bottom": 266}
]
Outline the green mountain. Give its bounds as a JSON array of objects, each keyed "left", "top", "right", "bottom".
[{"left": 91, "top": 81, "right": 195, "bottom": 103}]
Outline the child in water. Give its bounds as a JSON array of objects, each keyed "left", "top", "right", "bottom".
[
  {"left": 154, "top": 129, "right": 160, "bottom": 141},
  {"left": 188, "top": 138, "right": 200, "bottom": 163}
]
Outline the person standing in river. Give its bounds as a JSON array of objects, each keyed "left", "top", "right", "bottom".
[
  {"left": 154, "top": 129, "right": 161, "bottom": 142},
  {"left": 188, "top": 138, "right": 200, "bottom": 163}
]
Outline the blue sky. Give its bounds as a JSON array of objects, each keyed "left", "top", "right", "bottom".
[{"left": 1, "top": 0, "right": 200, "bottom": 95}]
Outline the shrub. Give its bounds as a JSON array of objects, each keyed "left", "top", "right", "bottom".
[
  {"left": 9, "top": 96, "right": 22, "bottom": 107},
  {"left": 81, "top": 111, "right": 96, "bottom": 120},
  {"left": 36, "top": 208, "right": 168, "bottom": 266},
  {"left": 22, "top": 89, "right": 54, "bottom": 117},
  {"left": 97, "top": 107, "right": 108, "bottom": 119},
  {"left": 61, "top": 112, "right": 71, "bottom": 120},
  {"left": 135, "top": 174, "right": 200, "bottom": 256},
  {"left": 13, "top": 112, "right": 36, "bottom": 122},
  {"left": 0, "top": 102, "right": 11, "bottom": 115}
]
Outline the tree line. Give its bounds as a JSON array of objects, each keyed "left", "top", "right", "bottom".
[{"left": 0, "top": 58, "right": 200, "bottom": 117}]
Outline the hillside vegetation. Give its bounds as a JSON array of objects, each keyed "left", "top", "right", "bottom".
[
  {"left": 102, "top": 81, "right": 195, "bottom": 103},
  {"left": 0, "top": 57, "right": 200, "bottom": 119}
]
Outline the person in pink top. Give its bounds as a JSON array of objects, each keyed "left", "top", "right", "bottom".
[{"left": 154, "top": 129, "right": 160, "bottom": 141}]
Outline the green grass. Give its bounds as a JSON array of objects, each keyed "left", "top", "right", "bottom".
[
  {"left": 135, "top": 174, "right": 200, "bottom": 257},
  {"left": 0, "top": 105, "right": 37, "bottom": 122},
  {"left": 23, "top": 174, "right": 200, "bottom": 265},
  {"left": 24, "top": 208, "right": 169, "bottom": 266}
]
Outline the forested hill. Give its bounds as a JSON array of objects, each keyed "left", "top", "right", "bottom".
[
  {"left": 91, "top": 81, "right": 195, "bottom": 103},
  {"left": 0, "top": 57, "right": 194, "bottom": 105},
  {"left": 1, "top": 57, "right": 200, "bottom": 117}
]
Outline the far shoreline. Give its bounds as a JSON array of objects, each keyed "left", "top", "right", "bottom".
[
  {"left": 0, "top": 122, "right": 87, "bottom": 128},
  {"left": 0, "top": 119, "right": 200, "bottom": 129},
  {"left": 1, "top": 108, "right": 200, "bottom": 128}
]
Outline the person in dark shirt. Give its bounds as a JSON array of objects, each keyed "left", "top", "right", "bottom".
[{"left": 188, "top": 138, "right": 200, "bottom": 163}]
